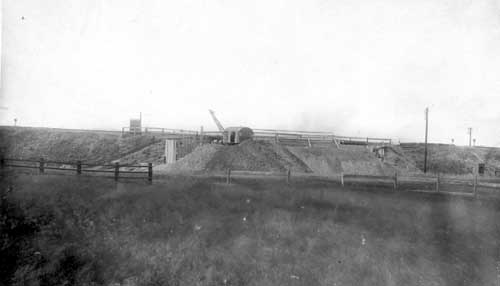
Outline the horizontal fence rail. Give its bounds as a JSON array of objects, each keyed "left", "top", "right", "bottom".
[
  {"left": 4, "top": 157, "right": 499, "bottom": 199},
  {"left": 122, "top": 126, "right": 199, "bottom": 136},
  {"left": 0, "top": 157, "right": 153, "bottom": 181},
  {"left": 212, "top": 169, "right": 499, "bottom": 199}
]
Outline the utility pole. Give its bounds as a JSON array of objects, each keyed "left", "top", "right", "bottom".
[
  {"left": 424, "top": 107, "right": 429, "bottom": 173},
  {"left": 468, "top": 127, "right": 472, "bottom": 147}
]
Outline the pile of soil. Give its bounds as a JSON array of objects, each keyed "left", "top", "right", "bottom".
[
  {"left": 154, "top": 144, "right": 221, "bottom": 173},
  {"left": 154, "top": 140, "right": 312, "bottom": 173},
  {"left": 156, "top": 141, "right": 398, "bottom": 176}
]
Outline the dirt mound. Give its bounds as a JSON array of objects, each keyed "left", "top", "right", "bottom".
[
  {"left": 155, "top": 140, "right": 312, "bottom": 174},
  {"left": 156, "top": 141, "right": 393, "bottom": 176},
  {"left": 154, "top": 144, "right": 221, "bottom": 173}
]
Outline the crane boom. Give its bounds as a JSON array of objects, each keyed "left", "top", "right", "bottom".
[{"left": 208, "top": 109, "right": 225, "bottom": 132}]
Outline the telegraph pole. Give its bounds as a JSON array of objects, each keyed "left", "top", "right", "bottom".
[
  {"left": 424, "top": 107, "right": 429, "bottom": 173},
  {"left": 468, "top": 128, "right": 472, "bottom": 147}
]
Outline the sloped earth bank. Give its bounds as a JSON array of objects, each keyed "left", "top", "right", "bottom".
[
  {"left": 0, "top": 127, "right": 160, "bottom": 164},
  {"left": 287, "top": 145, "right": 388, "bottom": 176},
  {"left": 155, "top": 141, "right": 414, "bottom": 176},
  {"left": 400, "top": 143, "right": 500, "bottom": 175},
  {"left": 379, "top": 146, "right": 423, "bottom": 176},
  {"left": 112, "top": 141, "right": 166, "bottom": 170}
]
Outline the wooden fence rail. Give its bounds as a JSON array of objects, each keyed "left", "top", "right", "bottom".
[
  {"left": 0, "top": 157, "right": 152, "bottom": 182},
  {"left": 221, "top": 169, "right": 497, "bottom": 198}
]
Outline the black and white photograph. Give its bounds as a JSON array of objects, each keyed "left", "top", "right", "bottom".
[{"left": 1, "top": 0, "right": 500, "bottom": 285}]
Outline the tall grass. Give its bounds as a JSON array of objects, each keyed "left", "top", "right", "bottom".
[{"left": 1, "top": 172, "right": 500, "bottom": 285}]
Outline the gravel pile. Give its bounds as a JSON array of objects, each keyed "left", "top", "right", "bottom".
[{"left": 155, "top": 140, "right": 312, "bottom": 174}]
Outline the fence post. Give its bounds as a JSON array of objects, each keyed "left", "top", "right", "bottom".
[
  {"left": 148, "top": 163, "right": 153, "bottom": 182},
  {"left": 393, "top": 172, "right": 398, "bottom": 190},
  {"left": 226, "top": 169, "right": 231, "bottom": 184},
  {"left": 76, "top": 161, "right": 82, "bottom": 175},
  {"left": 436, "top": 174, "right": 440, "bottom": 192},
  {"left": 340, "top": 172, "right": 344, "bottom": 187},
  {"left": 39, "top": 158, "right": 45, "bottom": 173},
  {"left": 0, "top": 157, "right": 4, "bottom": 169},
  {"left": 114, "top": 162, "right": 119, "bottom": 181},
  {"left": 286, "top": 168, "right": 291, "bottom": 184},
  {"left": 473, "top": 173, "right": 477, "bottom": 198}
]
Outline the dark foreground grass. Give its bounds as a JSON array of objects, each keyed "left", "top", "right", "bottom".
[{"left": 1, "top": 171, "right": 500, "bottom": 286}]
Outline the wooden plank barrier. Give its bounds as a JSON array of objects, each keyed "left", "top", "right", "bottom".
[
  {"left": 0, "top": 157, "right": 151, "bottom": 181},
  {"left": 39, "top": 158, "right": 45, "bottom": 173},
  {"left": 114, "top": 163, "right": 119, "bottom": 181},
  {"left": 394, "top": 172, "right": 398, "bottom": 190},
  {"left": 148, "top": 163, "right": 153, "bottom": 182},
  {"left": 436, "top": 174, "right": 440, "bottom": 192}
]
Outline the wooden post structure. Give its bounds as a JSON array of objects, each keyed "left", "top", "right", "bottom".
[
  {"left": 286, "top": 168, "right": 291, "bottom": 184},
  {"left": 148, "top": 163, "right": 153, "bottom": 182},
  {"left": 340, "top": 172, "right": 344, "bottom": 187},
  {"left": 200, "top": 126, "right": 204, "bottom": 146},
  {"left": 76, "top": 161, "right": 82, "bottom": 175},
  {"left": 473, "top": 173, "right": 478, "bottom": 198},
  {"left": 39, "top": 158, "right": 45, "bottom": 173},
  {"left": 436, "top": 174, "right": 440, "bottom": 192},
  {"left": 0, "top": 157, "right": 4, "bottom": 169},
  {"left": 114, "top": 162, "right": 119, "bottom": 181},
  {"left": 424, "top": 107, "right": 429, "bottom": 173},
  {"left": 226, "top": 169, "right": 231, "bottom": 184},
  {"left": 393, "top": 172, "right": 398, "bottom": 190}
]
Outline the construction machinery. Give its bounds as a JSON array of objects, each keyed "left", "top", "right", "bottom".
[{"left": 208, "top": 110, "right": 253, "bottom": 144}]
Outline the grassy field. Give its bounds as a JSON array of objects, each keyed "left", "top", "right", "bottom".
[{"left": 1, "top": 171, "right": 500, "bottom": 286}]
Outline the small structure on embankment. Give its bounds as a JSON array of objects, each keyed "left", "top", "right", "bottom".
[{"left": 208, "top": 110, "right": 254, "bottom": 144}]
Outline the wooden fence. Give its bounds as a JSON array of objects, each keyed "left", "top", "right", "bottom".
[
  {"left": 3, "top": 157, "right": 499, "bottom": 198},
  {"left": 219, "top": 169, "right": 500, "bottom": 198},
  {"left": 121, "top": 125, "right": 392, "bottom": 146},
  {"left": 0, "top": 157, "right": 153, "bottom": 181}
]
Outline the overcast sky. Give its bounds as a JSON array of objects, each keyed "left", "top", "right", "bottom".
[{"left": 1, "top": 0, "right": 500, "bottom": 145}]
